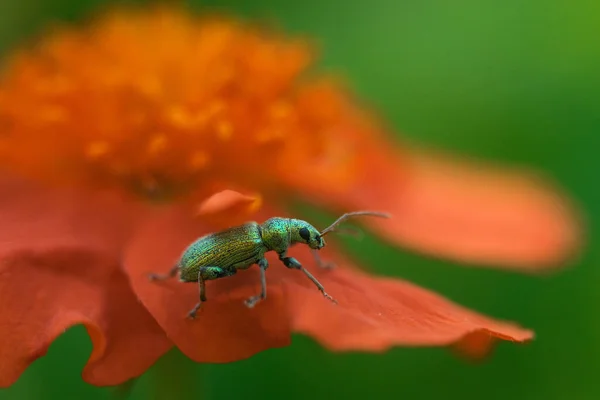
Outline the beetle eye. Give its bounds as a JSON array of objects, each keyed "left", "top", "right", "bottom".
[{"left": 299, "top": 227, "right": 311, "bottom": 241}]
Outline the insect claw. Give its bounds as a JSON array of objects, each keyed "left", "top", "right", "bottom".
[
  {"left": 311, "top": 249, "right": 336, "bottom": 269},
  {"left": 320, "top": 261, "right": 336, "bottom": 270},
  {"left": 148, "top": 265, "right": 179, "bottom": 282},
  {"left": 244, "top": 292, "right": 266, "bottom": 308},
  {"left": 244, "top": 297, "right": 257, "bottom": 308},
  {"left": 187, "top": 303, "right": 202, "bottom": 319},
  {"left": 324, "top": 293, "right": 338, "bottom": 305}
]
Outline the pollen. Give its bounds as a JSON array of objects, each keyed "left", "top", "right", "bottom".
[
  {"left": 167, "top": 106, "right": 197, "bottom": 130},
  {"left": 0, "top": 7, "right": 368, "bottom": 200},
  {"left": 215, "top": 120, "right": 233, "bottom": 141},
  {"left": 189, "top": 151, "right": 210, "bottom": 171},
  {"left": 147, "top": 134, "right": 168, "bottom": 155},
  {"left": 39, "top": 106, "right": 69, "bottom": 123},
  {"left": 86, "top": 141, "right": 110, "bottom": 159}
]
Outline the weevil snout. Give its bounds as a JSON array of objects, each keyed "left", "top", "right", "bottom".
[
  {"left": 298, "top": 224, "right": 325, "bottom": 250},
  {"left": 312, "top": 233, "right": 325, "bottom": 250}
]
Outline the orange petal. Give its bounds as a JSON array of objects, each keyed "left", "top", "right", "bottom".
[
  {"left": 123, "top": 205, "right": 291, "bottom": 363},
  {"left": 123, "top": 203, "right": 531, "bottom": 362},
  {"left": 195, "top": 189, "right": 262, "bottom": 229},
  {"left": 0, "top": 174, "right": 141, "bottom": 255},
  {"left": 290, "top": 145, "right": 581, "bottom": 271},
  {"left": 282, "top": 246, "right": 533, "bottom": 352},
  {"left": 0, "top": 175, "right": 172, "bottom": 386},
  {"left": 0, "top": 250, "right": 172, "bottom": 387},
  {"left": 451, "top": 330, "right": 498, "bottom": 360}
]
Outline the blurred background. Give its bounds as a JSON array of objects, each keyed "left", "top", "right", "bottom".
[{"left": 0, "top": 0, "right": 598, "bottom": 399}]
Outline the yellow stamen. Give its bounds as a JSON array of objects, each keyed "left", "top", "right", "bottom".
[
  {"left": 167, "top": 106, "right": 196, "bottom": 130},
  {"left": 147, "top": 134, "right": 168, "bottom": 155},
  {"left": 39, "top": 106, "right": 69, "bottom": 123},
  {"left": 189, "top": 151, "right": 210, "bottom": 171},
  {"left": 269, "top": 101, "right": 292, "bottom": 119},
  {"left": 86, "top": 141, "right": 111, "bottom": 159},
  {"left": 215, "top": 120, "right": 233, "bottom": 141}
]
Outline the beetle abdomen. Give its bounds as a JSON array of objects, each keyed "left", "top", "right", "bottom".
[{"left": 178, "top": 222, "right": 266, "bottom": 282}]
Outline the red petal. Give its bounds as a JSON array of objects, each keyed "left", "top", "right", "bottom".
[
  {"left": 0, "top": 176, "right": 172, "bottom": 386},
  {"left": 288, "top": 145, "right": 581, "bottom": 271},
  {"left": 451, "top": 331, "right": 498, "bottom": 360},
  {"left": 283, "top": 246, "right": 533, "bottom": 352},
  {"left": 195, "top": 189, "right": 262, "bottom": 229},
  {"left": 0, "top": 250, "right": 172, "bottom": 387},
  {"left": 0, "top": 175, "right": 141, "bottom": 255},
  {"left": 123, "top": 205, "right": 291, "bottom": 363},
  {"left": 196, "top": 190, "right": 261, "bottom": 216}
]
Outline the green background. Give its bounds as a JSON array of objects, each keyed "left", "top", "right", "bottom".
[{"left": 1, "top": 0, "right": 598, "bottom": 399}]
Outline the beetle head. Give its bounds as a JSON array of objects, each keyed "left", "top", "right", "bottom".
[{"left": 296, "top": 222, "right": 325, "bottom": 250}]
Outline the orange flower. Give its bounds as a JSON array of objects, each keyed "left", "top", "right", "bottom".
[{"left": 0, "top": 7, "right": 580, "bottom": 387}]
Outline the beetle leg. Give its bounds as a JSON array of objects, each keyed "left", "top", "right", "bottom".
[
  {"left": 244, "top": 258, "right": 269, "bottom": 308},
  {"left": 148, "top": 264, "right": 179, "bottom": 281},
  {"left": 188, "top": 270, "right": 206, "bottom": 319},
  {"left": 188, "top": 302, "right": 202, "bottom": 320},
  {"left": 279, "top": 254, "right": 301, "bottom": 269},
  {"left": 188, "top": 266, "right": 236, "bottom": 319},
  {"left": 301, "top": 267, "right": 338, "bottom": 304},
  {"left": 279, "top": 255, "right": 337, "bottom": 304},
  {"left": 311, "top": 249, "right": 336, "bottom": 269}
]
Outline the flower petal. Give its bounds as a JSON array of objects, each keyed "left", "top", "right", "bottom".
[
  {"left": 195, "top": 189, "right": 263, "bottom": 228},
  {"left": 0, "top": 174, "right": 141, "bottom": 255},
  {"left": 0, "top": 249, "right": 172, "bottom": 387},
  {"left": 123, "top": 205, "right": 291, "bottom": 363},
  {"left": 289, "top": 144, "right": 581, "bottom": 271},
  {"left": 0, "top": 175, "right": 171, "bottom": 386},
  {"left": 451, "top": 331, "right": 498, "bottom": 360},
  {"left": 283, "top": 246, "right": 533, "bottom": 352}
]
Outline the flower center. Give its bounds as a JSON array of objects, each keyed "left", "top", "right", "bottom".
[{"left": 0, "top": 8, "right": 368, "bottom": 201}]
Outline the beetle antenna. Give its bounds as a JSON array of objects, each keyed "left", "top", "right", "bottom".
[
  {"left": 333, "top": 226, "right": 365, "bottom": 240},
  {"left": 320, "top": 211, "right": 391, "bottom": 236}
]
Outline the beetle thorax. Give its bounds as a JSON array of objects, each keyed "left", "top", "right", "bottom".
[{"left": 259, "top": 217, "right": 292, "bottom": 253}]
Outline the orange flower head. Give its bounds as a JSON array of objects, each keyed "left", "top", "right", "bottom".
[
  {"left": 0, "top": 8, "right": 366, "bottom": 201},
  {"left": 0, "top": 6, "right": 581, "bottom": 389}
]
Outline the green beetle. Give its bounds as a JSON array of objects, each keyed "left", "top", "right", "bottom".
[{"left": 149, "top": 211, "right": 389, "bottom": 318}]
